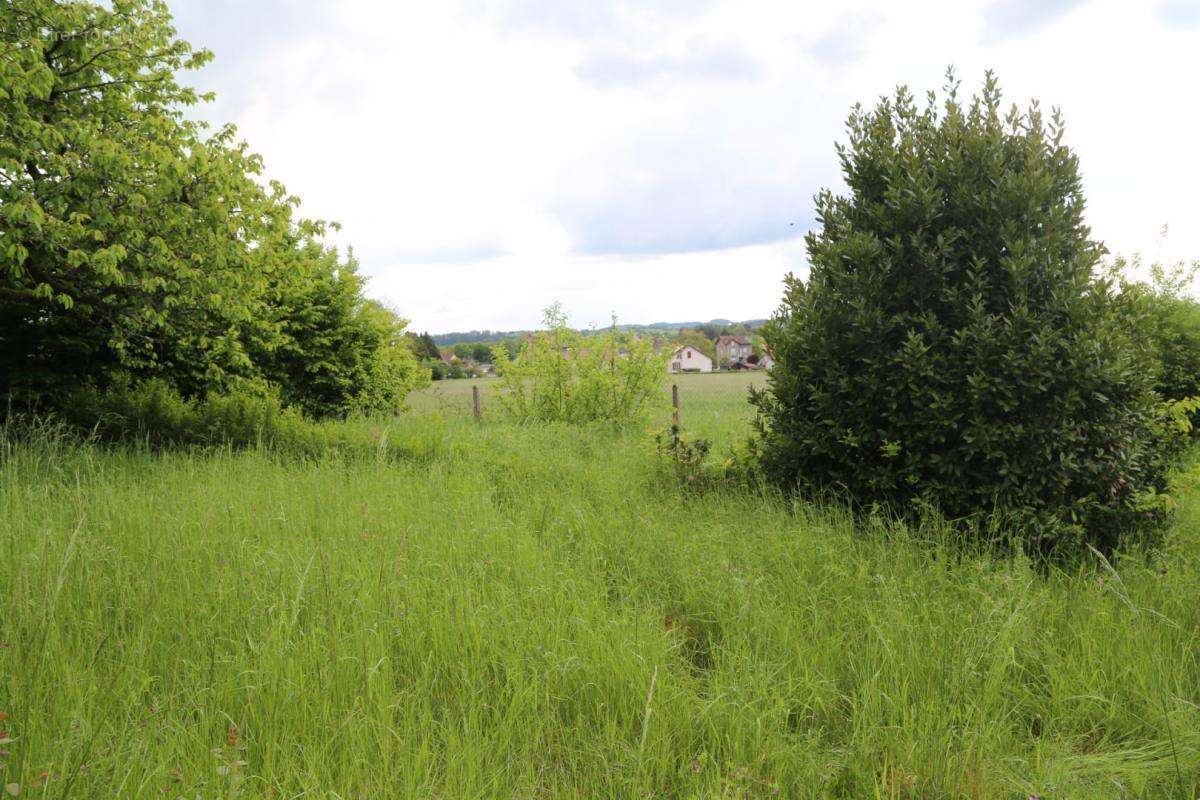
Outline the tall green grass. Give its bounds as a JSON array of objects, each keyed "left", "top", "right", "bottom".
[{"left": 2, "top": 391, "right": 1199, "bottom": 797}]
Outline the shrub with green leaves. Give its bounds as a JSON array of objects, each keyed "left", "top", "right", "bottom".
[
  {"left": 249, "top": 248, "right": 427, "bottom": 418},
  {"left": 59, "top": 377, "right": 317, "bottom": 451},
  {"left": 492, "top": 304, "right": 666, "bottom": 426},
  {"left": 54, "top": 377, "right": 426, "bottom": 459},
  {"left": 655, "top": 426, "right": 713, "bottom": 489},
  {"left": 752, "top": 72, "right": 1170, "bottom": 553}
]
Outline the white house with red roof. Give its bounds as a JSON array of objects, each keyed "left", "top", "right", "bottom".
[{"left": 668, "top": 345, "right": 713, "bottom": 373}]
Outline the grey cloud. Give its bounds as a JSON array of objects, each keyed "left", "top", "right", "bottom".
[
  {"left": 170, "top": 0, "right": 330, "bottom": 68},
  {"left": 169, "top": 0, "right": 337, "bottom": 115},
  {"left": 465, "top": 0, "right": 623, "bottom": 38},
  {"left": 562, "top": 196, "right": 807, "bottom": 256},
  {"left": 365, "top": 240, "right": 509, "bottom": 266},
  {"left": 981, "top": 0, "right": 1089, "bottom": 43},
  {"left": 550, "top": 122, "right": 822, "bottom": 256},
  {"left": 459, "top": 0, "right": 716, "bottom": 41},
  {"left": 807, "top": 15, "right": 879, "bottom": 68},
  {"left": 1158, "top": 0, "right": 1200, "bottom": 28},
  {"left": 577, "top": 38, "right": 761, "bottom": 88}
]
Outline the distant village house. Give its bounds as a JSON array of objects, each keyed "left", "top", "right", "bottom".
[
  {"left": 669, "top": 345, "right": 713, "bottom": 373},
  {"left": 715, "top": 335, "right": 753, "bottom": 368}
]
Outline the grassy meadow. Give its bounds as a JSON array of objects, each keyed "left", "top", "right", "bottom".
[
  {"left": 4, "top": 373, "right": 1200, "bottom": 798},
  {"left": 409, "top": 372, "right": 767, "bottom": 447}
]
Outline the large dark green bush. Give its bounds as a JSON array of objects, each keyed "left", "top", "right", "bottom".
[{"left": 752, "top": 73, "right": 1169, "bottom": 553}]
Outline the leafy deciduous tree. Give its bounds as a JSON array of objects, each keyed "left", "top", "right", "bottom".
[
  {"left": 673, "top": 329, "right": 715, "bottom": 360},
  {"left": 0, "top": 0, "right": 417, "bottom": 417}
]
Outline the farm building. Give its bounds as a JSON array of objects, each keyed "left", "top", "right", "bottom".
[
  {"left": 669, "top": 345, "right": 713, "bottom": 373},
  {"left": 715, "top": 335, "right": 753, "bottom": 367}
]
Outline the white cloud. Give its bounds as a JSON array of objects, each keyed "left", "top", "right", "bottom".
[
  {"left": 980, "top": 0, "right": 1089, "bottom": 44},
  {"left": 169, "top": 0, "right": 1200, "bottom": 332},
  {"left": 1158, "top": 0, "right": 1200, "bottom": 29},
  {"left": 576, "top": 37, "right": 762, "bottom": 88}
]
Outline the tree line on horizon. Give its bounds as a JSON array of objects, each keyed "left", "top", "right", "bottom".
[
  {"left": 428, "top": 319, "right": 767, "bottom": 347},
  {"left": 410, "top": 320, "right": 766, "bottom": 379}
]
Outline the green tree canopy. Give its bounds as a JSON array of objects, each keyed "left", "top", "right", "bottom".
[
  {"left": 673, "top": 329, "right": 715, "bottom": 359},
  {"left": 1113, "top": 256, "right": 1200, "bottom": 404},
  {"left": 0, "top": 0, "right": 418, "bottom": 416},
  {"left": 412, "top": 333, "right": 441, "bottom": 361}
]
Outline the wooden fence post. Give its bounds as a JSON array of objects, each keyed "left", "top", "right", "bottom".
[
  {"left": 472, "top": 385, "right": 482, "bottom": 421},
  {"left": 672, "top": 383, "right": 680, "bottom": 427}
]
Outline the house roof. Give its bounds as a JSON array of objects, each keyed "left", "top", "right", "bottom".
[
  {"left": 671, "top": 345, "right": 710, "bottom": 357},
  {"left": 716, "top": 335, "right": 752, "bottom": 347}
]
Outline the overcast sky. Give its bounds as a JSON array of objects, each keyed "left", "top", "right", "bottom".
[{"left": 168, "top": 0, "right": 1200, "bottom": 333}]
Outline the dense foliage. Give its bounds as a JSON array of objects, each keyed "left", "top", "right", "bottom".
[
  {"left": 59, "top": 377, "right": 319, "bottom": 451},
  {"left": 0, "top": 0, "right": 420, "bottom": 417},
  {"left": 247, "top": 248, "right": 424, "bottom": 417},
  {"left": 753, "top": 73, "right": 1170, "bottom": 552},
  {"left": 452, "top": 342, "right": 493, "bottom": 362},
  {"left": 1151, "top": 297, "right": 1200, "bottom": 405},
  {"left": 672, "top": 328, "right": 716, "bottom": 360},
  {"left": 1112, "top": 256, "right": 1200, "bottom": 408},
  {"left": 492, "top": 304, "right": 666, "bottom": 425},
  {"left": 407, "top": 332, "right": 442, "bottom": 362}
]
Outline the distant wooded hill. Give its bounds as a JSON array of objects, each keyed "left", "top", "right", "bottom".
[{"left": 431, "top": 319, "right": 769, "bottom": 346}]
